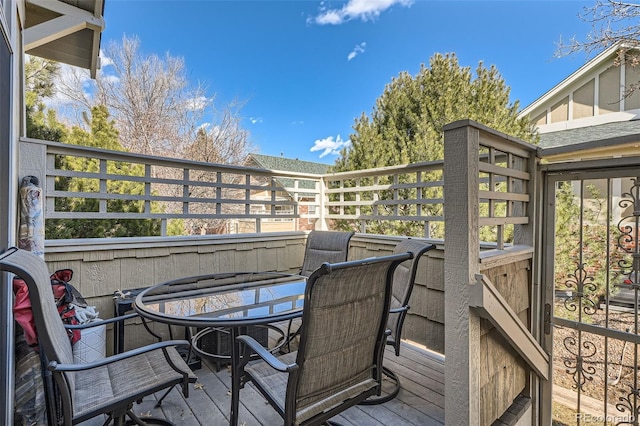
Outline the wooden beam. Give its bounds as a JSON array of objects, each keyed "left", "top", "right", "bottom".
[
  {"left": 24, "top": 15, "right": 89, "bottom": 51},
  {"left": 470, "top": 273, "right": 549, "bottom": 380},
  {"left": 444, "top": 123, "right": 481, "bottom": 426},
  {"left": 28, "top": 0, "right": 97, "bottom": 19},
  {"left": 24, "top": 0, "right": 104, "bottom": 52}
]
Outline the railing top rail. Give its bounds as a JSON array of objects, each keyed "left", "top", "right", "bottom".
[
  {"left": 323, "top": 160, "right": 445, "bottom": 180},
  {"left": 444, "top": 119, "right": 538, "bottom": 156},
  {"left": 26, "top": 137, "right": 324, "bottom": 180}
]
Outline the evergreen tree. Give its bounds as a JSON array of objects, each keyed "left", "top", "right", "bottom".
[
  {"left": 46, "top": 105, "right": 163, "bottom": 238},
  {"left": 331, "top": 53, "right": 537, "bottom": 237},
  {"left": 335, "top": 52, "right": 536, "bottom": 171},
  {"left": 25, "top": 56, "right": 66, "bottom": 141}
]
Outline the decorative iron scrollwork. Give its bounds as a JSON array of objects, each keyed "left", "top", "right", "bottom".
[
  {"left": 614, "top": 385, "right": 640, "bottom": 426},
  {"left": 563, "top": 263, "right": 598, "bottom": 315},
  {"left": 563, "top": 335, "right": 596, "bottom": 390},
  {"left": 617, "top": 178, "right": 640, "bottom": 281},
  {"left": 613, "top": 178, "right": 640, "bottom": 426}
]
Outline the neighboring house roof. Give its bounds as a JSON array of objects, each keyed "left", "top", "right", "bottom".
[
  {"left": 249, "top": 154, "right": 330, "bottom": 175},
  {"left": 539, "top": 119, "right": 640, "bottom": 160},
  {"left": 247, "top": 154, "right": 330, "bottom": 198},
  {"left": 539, "top": 119, "right": 640, "bottom": 149}
]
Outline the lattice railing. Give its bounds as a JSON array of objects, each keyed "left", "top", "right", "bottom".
[
  {"left": 478, "top": 134, "right": 534, "bottom": 248},
  {"left": 24, "top": 121, "right": 536, "bottom": 245}
]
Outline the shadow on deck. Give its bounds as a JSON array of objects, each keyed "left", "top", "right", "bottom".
[{"left": 80, "top": 342, "right": 444, "bottom": 426}]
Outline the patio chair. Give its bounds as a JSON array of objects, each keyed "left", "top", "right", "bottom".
[
  {"left": 233, "top": 251, "right": 412, "bottom": 426},
  {"left": 360, "top": 238, "right": 435, "bottom": 405},
  {"left": 299, "top": 230, "right": 354, "bottom": 277},
  {"left": 0, "top": 247, "right": 197, "bottom": 426},
  {"left": 280, "top": 230, "right": 355, "bottom": 352}
]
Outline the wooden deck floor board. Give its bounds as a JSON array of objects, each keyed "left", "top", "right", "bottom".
[
  {"left": 399, "top": 343, "right": 445, "bottom": 375},
  {"left": 183, "top": 369, "right": 230, "bottom": 425},
  {"left": 78, "top": 341, "right": 444, "bottom": 425},
  {"left": 161, "top": 388, "right": 202, "bottom": 425},
  {"left": 383, "top": 357, "right": 445, "bottom": 409},
  {"left": 352, "top": 399, "right": 427, "bottom": 426},
  {"left": 387, "top": 352, "right": 445, "bottom": 395}
]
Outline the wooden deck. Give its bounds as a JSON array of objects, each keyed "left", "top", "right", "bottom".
[{"left": 81, "top": 342, "right": 444, "bottom": 426}]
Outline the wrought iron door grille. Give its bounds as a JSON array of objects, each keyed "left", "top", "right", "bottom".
[{"left": 550, "top": 175, "right": 640, "bottom": 425}]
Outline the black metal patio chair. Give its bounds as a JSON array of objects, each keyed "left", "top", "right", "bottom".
[
  {"left": 280, "top": 230, "right": 354, "bottom": 352},
  {"left": 360, "top": 238, "right": 435, "bottom": 405},
  {"left": 0, "top": 247, "right": 196, "bottom": 426},
  {"left": 233, "top": 252, "right": 411, "bottom": 426},
  {"left": 299, "top": 230, "right": 354, "bottom": 277}
]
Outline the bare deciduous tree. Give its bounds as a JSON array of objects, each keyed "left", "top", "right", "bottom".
[
  {"left": 58, "top": 35, "right": 253, "bottom": 162},
  {"left": 55, "top": 35, "right": 256, "bottom": 236},
  {"left": 555, "top": 1, "right": 640, "bottom": 98},
  {"left": 97, "top": 35, "right": 202, "bottom": 156},
  {"left": 555, "top": 0, "right": 640, "bottom": 57}
]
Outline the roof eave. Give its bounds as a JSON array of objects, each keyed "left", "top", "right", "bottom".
[
  {"left": 520, "top": 41, "right": 637, "bottom": 117},
  {"left": 24, "top": 0, "right": 105, "bottom": 79}
]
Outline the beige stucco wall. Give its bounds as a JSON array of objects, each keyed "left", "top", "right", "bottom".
[{"left": 599, "top": 66, "right": 620, "bottom": 114}]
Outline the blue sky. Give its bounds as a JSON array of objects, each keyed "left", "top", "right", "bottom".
[{"left": 99, "top": 0, "right": 595, "bottom": 164}]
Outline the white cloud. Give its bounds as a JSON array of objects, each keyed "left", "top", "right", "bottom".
[
  {"left": 348, "top": 42, "right": 366, "bottom": 61},
  {"left": 101, "top": 74, "right": 120, "bottom": 84},
  {"left": 308, "top": 0, "right": 413, "bottom": 25},
  {"left": 99, "top": 50, "right": 114, "bottom": 68},
  {"left": 185, "top": 96, "right": 211, "bottom": 111},
  {"left": 310, "top": 135, "right": 351, "bottom": 158},
  {"left": 290, "top": 120, "right": 304, "bottom": 126},
  {"left": 250, "top": 117, "right": 263, "bottom": 124}
]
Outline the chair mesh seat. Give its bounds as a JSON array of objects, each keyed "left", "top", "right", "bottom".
[
  {"left": 74, "top": 347, "right": 196, "bottom": 419},
  {"left": 246, "top": 352, "right": 377, "bottom": 425},
  {"left": 299, "top": 231, "right": 354, "bottom": 277}
]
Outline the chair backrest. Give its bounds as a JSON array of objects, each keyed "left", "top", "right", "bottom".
[
  {"left": 387, "top": 239, "right": 435, "bottom": 355},
  {"left": 0, "top": 248, "right": 76, "bottom": 401},
  {"left": 293, "top": 252, "right": 411, "bottom": 421},
  {"left": 299, "top": 230, "right": 354, "bottom": 277}
]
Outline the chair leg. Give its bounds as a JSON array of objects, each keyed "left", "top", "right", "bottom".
[
  {"left": 154, "top": 386, "right": 174, "bottom": 408},
  {"left": 124, "top": 409, "right": 175, "bottom": 425},
  {"left": 277, "top": 320, "right": 300, "bottom": 354},
  {"left": 102, "top": 414, "right": 115, "bottom": 426},
  {"left": 358, "top": 366, "right": 401, "bottom": 405}
]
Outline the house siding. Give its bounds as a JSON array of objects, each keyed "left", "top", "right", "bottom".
[{"left": 479, "top": 259, "right": 531, "bottom": 426}]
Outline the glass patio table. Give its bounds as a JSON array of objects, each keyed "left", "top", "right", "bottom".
[{"left": 133, "top": 271, "right": 306, "bottom": 426}]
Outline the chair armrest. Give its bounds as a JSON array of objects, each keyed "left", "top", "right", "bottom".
[
  {"left": 47, "top": 339, "right": 190, "bottom": 372},
  {"left": 64, "top": 313, "right": 139, "bottom": 329},
  {"left": 389, "top": 306, "right": 409, "bottom": 314},
  {"left": 237, "top": 335, "right": 296, "bottom": 372}
]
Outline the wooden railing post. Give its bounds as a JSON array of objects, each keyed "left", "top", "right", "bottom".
[
  {"left": 317, "top": 175, "right": 329, "bottom": 230},
  {"left": 443, "top": 121, "right": 481, "bottom": 426}
]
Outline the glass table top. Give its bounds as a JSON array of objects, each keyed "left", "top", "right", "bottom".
[{"left": 134, "top": 272, "right": 306, "bottom": 326}]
